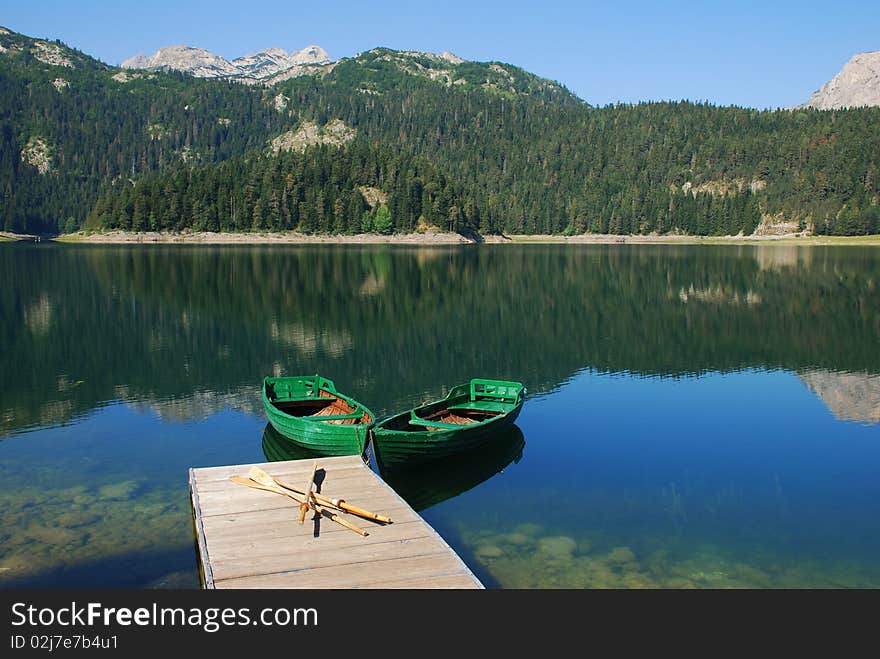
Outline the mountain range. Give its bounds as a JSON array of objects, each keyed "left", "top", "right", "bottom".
[
  {"left": 1, "top": 24, "right": 879, "bottom": 238},
  {"left": 120, "top": 40, "right": 880, "bottom": 110},
  {"left": 122, "top": 44, "right": 332, "bottom": 85},
  {"left": 118, "top": 40, "right": 562, "bottom": 96}
]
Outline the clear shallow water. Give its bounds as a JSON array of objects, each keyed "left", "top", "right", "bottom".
[{"left": 1, "top": 242, "right": 878, "bottom": 588}]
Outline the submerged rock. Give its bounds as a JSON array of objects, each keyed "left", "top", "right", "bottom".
[
  {"left": 501, "top": 532, "right": 532, "bottom": 546},
  {"left": 475, "top": 544, "right": 505, "bottom": 558},
  {"left": 97, "top": 480, "right": 141, "bottom": 500},
  {"left": 537, "top": 536, "right": 577, "bottom": 558},
  {"left": 606, "top": 546, "right": 637, "bottom": 565},
  {"left": 56, "top": 512, "right": 101, "bottom": 528},
  {"left": 513, "top": 523, "right": 543, "bottom": 537},
  {"left": 0, "top": 482, "right": 190, "bottom": 587},
  {"left": 21, "top": 523, "right": 83, "bottom": 546}
]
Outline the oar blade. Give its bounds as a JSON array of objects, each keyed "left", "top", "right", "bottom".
[{"left": 248, "top": 466, "right": 277, "bottom": 488}]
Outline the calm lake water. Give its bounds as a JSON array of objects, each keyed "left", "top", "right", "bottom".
[{"left": 1, "top": 242, "right": 879, "bottom": 588}]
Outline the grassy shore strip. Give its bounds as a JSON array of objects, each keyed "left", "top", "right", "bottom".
[
  {"left": 53, "top": 230, "right": 472, "bottom": 244},
  {"left": 0, "top": 232, "right": 40, "bottom": 242},
  {"left": 485, "top": 234, "right": 880, "bottom": 246},
  {"left": 35, "top": 230, "right": 880, "bottom": 246}
]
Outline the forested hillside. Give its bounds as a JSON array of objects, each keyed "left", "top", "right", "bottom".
[
  {"left": 0, "top": 29, "right": 292, "bottom": 233},
  {"left": 2, "top": 27, "right": 879, "bottom": 236}
]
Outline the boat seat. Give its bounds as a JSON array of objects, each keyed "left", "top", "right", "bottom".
[
  {"left": 449, "top": 401, "right": 507, "bottom": 413},
  {"left": 408, "top": 411, "right": 462, "bottom": 430},
  {"left": 312, "top": 410, "right": 364, "bottom": 421},
  {"left": 272, "top": 387, "right": 317, "bottom": 400}
]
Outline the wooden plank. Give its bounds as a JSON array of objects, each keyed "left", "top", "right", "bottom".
[
  {"left": 216, "top": 556, "right": 478, "bottom": 589},
  {"left": 196, "top": 471, "right": 397, "bottom": 497},
  {"left": 210, "top": 535, "right": 449, "bottom": 581},
  {"left": 201, "top": 511, "right": 418, "bottom": 543},
  {"left": 196, "top": 477, "right": 399, "bottom": 507},
  {"left": 206, "top": 524, "right": 437, "bottom": 565},
  {"left": 190, "top": 456, "right": 482, "bottom": 589},
  {"left": 192, "top": 455, "right": 367, "bottom": 484},
  {"left": 194, "top": 491, "right": 409, "bottom": 520},
  {"left": 198, "top": 480, "right": 403, "bottom": 503},
  {"left": 195, "top": 488, "right": 410, "bottom": 515}
]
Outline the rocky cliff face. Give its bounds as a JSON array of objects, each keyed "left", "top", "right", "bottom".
[
  {"left": 122, "top": 44, "right": 332, "bottom": 84},
  {"left": 799, "top": 51, "right": 880, "bottom": 109},
  {"left": 122, "top": 46, "right": 242, "bottom": 79},
  {"left": 268, "top": 119, "right": 356, "bottom": 153}
]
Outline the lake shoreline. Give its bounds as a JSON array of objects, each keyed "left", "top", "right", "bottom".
[
  {"left": 4, "top": 229, "right": 878, "bottom": 246},
  {"left": 484, "top": 234, "right": 880, "bottom": 246},
  {"left": 53, "top": 230, "right": 472, "bottom": 244},
  {"left": 0, "top": 231, "right": 40, "bottom": 242}
]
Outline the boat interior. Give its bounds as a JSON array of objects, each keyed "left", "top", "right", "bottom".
[
  {"left": 381, "top": 401, "right": 504, "bottom": 432},
  {"left": 271, "top": 391, "right": 372, "bottom": 425},
  {"left": 425, "top": 408, "right": 501, "bottom": 425}
]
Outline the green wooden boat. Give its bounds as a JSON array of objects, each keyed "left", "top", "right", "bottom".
[
  {"left": 370, "top": 378, "right": 525, "bottom": 467},
  {"left": 261, "top": 374, "right": 374, "bottom": 456}
]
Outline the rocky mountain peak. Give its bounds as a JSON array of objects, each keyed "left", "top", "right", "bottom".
[
  {"left": 122, "top": 45, "right": 241, "bottom": 78},
  {"left": 438, "top": 51, "right": 465, "bottom": 65},
  {"left": 121, "top": 54, "right": 149, "bottom": 68},
  {"left": 123, "top": 43, "right": 332, "bottom": 84},
  {"left": 799, "top": 51, "right": 880, "bottom": 109},
  {"left": 292, "top": 45, "right": 330, "bottom": 66}
]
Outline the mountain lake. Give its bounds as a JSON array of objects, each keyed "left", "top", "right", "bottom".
[{"left": 1, "top": 241, "right": 878, "bottom": 588}]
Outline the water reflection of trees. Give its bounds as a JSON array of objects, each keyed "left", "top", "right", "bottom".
[{"left": 2, "top": 243, "right": 878, "bottom": 434}]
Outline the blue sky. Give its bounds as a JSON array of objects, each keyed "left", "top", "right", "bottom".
[{"left": 3, "top": 0, "right": 878, "bottom": 108}]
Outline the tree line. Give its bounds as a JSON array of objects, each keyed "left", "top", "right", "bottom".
[{"left": 86, "top": 140, "right": 767, "bottom": 236}]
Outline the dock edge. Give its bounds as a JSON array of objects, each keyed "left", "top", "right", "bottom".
[{"left": 189, "top": 468, "right": 215, "bottom": 589}]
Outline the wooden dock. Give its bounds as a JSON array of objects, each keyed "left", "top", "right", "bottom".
[{"left": 189, "top": 455, "right": 483, "bottom": 589}]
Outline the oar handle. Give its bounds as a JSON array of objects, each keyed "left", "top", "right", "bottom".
[
  {"left": 336, "top": 501, "right": 393, "bottom": 524},
  {"left": 315, "top": 504, "right": 369, "bottom": 536},
  {"left": 300, "top": 462, "right": 319, "bottom": 525}
]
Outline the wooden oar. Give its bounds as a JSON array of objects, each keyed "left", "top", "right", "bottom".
[
  {"left": 229, "top": 476, "right": 368, "bottom": 536},
  {"left": 249, "top": 466, "right": 392, "bottom": 524},
  {"left": 230, "top": 475, "right": 296, "bottom": 499},
  {"left": 299, "top": 462, "right": 318, "bottom": 524},
  {"left": 247, "top": 467, "right": 343, "bottom": 513}
]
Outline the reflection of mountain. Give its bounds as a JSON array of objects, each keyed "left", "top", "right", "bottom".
[
  {"left": 799, "top": 370, "right": 880, "bottom": 424},
  {"left": 127, "top": 388, "right": 262, "bottom": 422},
  {"left": 373, "top": 425, "right": 526, "bottom": 511},
  {"left": 2, "top": 243, "right": 879, "bottom": 436},
  {"left": 269, "top": 321, "right": 352, "bottom": 357}
]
